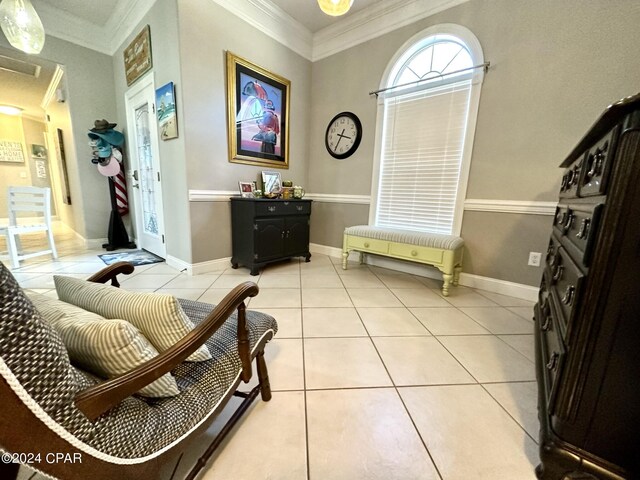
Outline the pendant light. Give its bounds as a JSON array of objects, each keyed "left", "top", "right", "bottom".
[
  {"left": 0, "top": 0, "right": 45, "bottom": 54},
  {"left": 317, "top": 0, "right": 354, "bottom": 17}
]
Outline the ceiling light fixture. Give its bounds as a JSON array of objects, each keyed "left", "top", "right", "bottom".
[
  {"left": 317, "top": 0, "right": 354, "bottom": 17},
  {"left": 0, "top": 0, "right": 45, "bottom": 54},
  {"left": 0, "top": 104, "right": 23, "bottom": 115}
]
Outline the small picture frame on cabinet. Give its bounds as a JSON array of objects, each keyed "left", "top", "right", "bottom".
[{"left": 238, "top": 181, "right": 255, "bottom": 198}]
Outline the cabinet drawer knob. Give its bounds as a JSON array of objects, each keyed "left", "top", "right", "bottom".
[
  {"left": 411, "top": 250, "right": 418, "bottom": 257},
  {"left": 563, "top": 212, "right": 575, "bottom": 233},
  {"left": 268, "top": 206, "right": 276, "bottom": 212},
  {"left": 296, "top": 205, "right": 303, "bottom": 211},
  {"left": 541, "top": 316, "right": 552, "bottom": 331},
  {"left": 364, "top": 242, "right": 370, "bottom": 248},
  {"left": 546, "top": 352, "right": 559, "bottom": 371},
  {"left": 561, "top": 285, "right": 575, "bottom": 306}
]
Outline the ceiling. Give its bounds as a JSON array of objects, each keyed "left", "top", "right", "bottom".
[{"left": 33, "top": 0, "right": 385, "bottom": 34}]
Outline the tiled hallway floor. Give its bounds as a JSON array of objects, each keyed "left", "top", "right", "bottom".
[{"left": 8, "top": 240, "right": 540, "bottom": 480}]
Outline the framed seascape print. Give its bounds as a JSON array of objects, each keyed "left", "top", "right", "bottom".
[
  {"left": 155, "top": 82, "right": 178, "bottom": 140},
  {"left": 226, "top": 52, "right": 290, "bottom": 169}
]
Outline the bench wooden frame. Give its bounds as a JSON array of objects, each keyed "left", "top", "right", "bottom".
[{"left": 342, "top": 231, "right": 463, "bottom": 296}]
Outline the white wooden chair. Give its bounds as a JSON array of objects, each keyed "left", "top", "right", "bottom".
[{"left": 0, "top": 186, "right": 58, "bottom": 268}]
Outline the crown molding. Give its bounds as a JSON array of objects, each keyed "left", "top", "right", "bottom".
[
  {"left": 312, "top": 0, "right": 470, "bottom": 61},
  {"left": 208, "top": 0, "right": 313, "bottom": 60},
  {"left": 107, "top": 0, "right": 160, "bottom": 55},
  {"left": 34, "top": 1, "right": 111, "bottom": 55}
]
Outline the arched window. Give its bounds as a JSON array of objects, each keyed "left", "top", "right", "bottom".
[{"left": 371, "top": 24, "right": 485, "bottom": 235}]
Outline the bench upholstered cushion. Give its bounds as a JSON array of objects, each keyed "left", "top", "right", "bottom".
[
  {"left": 54, "top": 275, "right": 212, "bottom": 362},
  {"left": 26, "top": 292, "right": 180, "bottom": 398},
  {"left": 1, "top": 263, "right": 277, "bottom": 460},
  {"left": 344, "top": 225, "right": 464, "bottom": 250}
]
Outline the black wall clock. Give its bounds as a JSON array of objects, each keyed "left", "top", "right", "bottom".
[{"left": 325, "top": 111, "right": 362, "bottom": 159}]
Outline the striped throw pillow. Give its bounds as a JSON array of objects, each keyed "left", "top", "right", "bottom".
[
  {"left": 54, "top": 276, "right": 211, "bottom": 362},
  {"left": 27, "top": 293, "right": 180, "bottom": 398}
]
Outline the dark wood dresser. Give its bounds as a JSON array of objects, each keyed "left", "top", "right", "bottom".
[
  {"left": 535, "top": 94, "right": 640, "bottom": 479},
  {"left": 230, "top": 197, "right": 312, "bottom": 275}
]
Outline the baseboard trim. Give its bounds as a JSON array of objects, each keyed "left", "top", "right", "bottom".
[
  {"left": 166, "top": 255, "right": 232, "bottom": 275},
  {"left": 166, "top": 255, "right": 191, "bottom": 274},
  {"left": 84, "top": 237, "right": 108, "bottom": 249},
  {"left": 309, "top": 243, "right": 538, "bottom": 301}
]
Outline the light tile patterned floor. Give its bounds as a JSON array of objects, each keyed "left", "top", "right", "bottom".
[{"left": 7, "top": 229, "right": 539, "bottom": 480}]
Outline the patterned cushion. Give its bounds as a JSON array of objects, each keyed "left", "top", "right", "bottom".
[
  {"left": 54, "top": 276, "right": 211, "bottom": 362},
  {"left": 1, "top": 261, "right": 278, "bottom": 460},
  {"left": 26, "top": 293, "right": 179, "bottom": 398},
  {"left": 344, "top": 225, "right": 464, "bottom": 250}
]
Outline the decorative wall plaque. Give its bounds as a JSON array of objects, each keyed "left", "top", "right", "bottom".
[{"left": 124, "top": 25, "right": 153, "bottom": 86}]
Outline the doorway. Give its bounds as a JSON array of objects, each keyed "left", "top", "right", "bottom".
[{"left": 124, "top": 73, "right": 166, "bottom": 258}]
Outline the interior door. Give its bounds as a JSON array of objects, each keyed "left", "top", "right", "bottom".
[{"left": 124, "top": 74, "right": 166, "bottom": 258}]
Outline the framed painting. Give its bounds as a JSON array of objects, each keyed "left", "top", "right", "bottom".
[
  {"left": 155, "top": 82, "right": 178, "bottom": 140},
  {"left": 226, "top": 52, "right": 290, "bottom": 169}
]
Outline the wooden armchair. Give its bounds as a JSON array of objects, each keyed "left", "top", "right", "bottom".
[{"left": 0, "top": 261, "right": 277, "bottom": 480}]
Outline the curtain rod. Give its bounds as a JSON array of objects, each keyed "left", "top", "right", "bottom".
[{"left": 369, "top": 61, "right": 490, "bottom": 97}]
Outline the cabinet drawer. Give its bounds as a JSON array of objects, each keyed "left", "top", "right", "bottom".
[
  {"left": 549, "top": 247, "right": 585, "bottom": 339},
  {"left": 389, "top": 243, "right": 444, "bottom": 264},
  {"left": 559, "top": 155, "right": 583, "bottom": 199},
  {"left": 578, "top": 125, "right": 619, "bottom": 197},
  {"left": 561, "top": 202, "right": 604, "bottom": 268},
  {"left": 255, "top": 201, "right": 310, "bottom": 217},
  {"left": 348, "top": 236, "right": 389, "bottom": 254},
  {"left": 538, "top": 300, "right": 566, "bottom": 412}
]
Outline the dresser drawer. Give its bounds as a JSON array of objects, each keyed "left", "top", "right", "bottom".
[
  {"left": 389, "top": 243, "right": 444, "bottom": 264},
  {"left": 578, "top": 125, "right": 619, "bottom": 197},
  {"left": 561, "top": 202, "right": 604, "bottom": 268},
  {"left": 347, "top": 236, "right": 389, "bottom": 254},
  {"left": 559, "top": 155, "right": 583, "bottom": 199},
  {"left": 537, "top": 299, "right": 566, "bottom": 412},
  {"left": 255, "top": 201, "right": 311, "bottom": 217},
  {"left": 549, "top": 247, "right": 585, "bottom": 339}
]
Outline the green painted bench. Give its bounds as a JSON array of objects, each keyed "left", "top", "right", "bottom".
[{"left": 342, "top": 226, "right": 464, "bottom": 296}]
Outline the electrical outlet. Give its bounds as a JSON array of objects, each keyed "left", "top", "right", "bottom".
[{"left": 528, "top": 252, "right": 542, "bottom": 267}]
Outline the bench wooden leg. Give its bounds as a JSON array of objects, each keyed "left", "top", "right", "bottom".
[
  {"left": 342, "top": 250, "right": 349, "bottom": 270},
  {"left": 359, "top": 251, "right": 365, "bottom": 265},
  {"left": 453, "top": 266, "right": 462, "bottom": 286},
  {"left": 442, "top": 273, "right": 453, "bottom": 296},
  {"left": 256, "top": 350, "right": 272, "bottom": 402}
]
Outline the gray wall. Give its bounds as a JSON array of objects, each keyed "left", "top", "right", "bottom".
[
  {"left": 307, "top": 0, "right": 640, "bottom": 286},
  {"left": 112, "top": 0, "right": 191, "bottom": 263},
  {"left": 0, "top": 35, "right": 116, "bottom": 240},
  {"left": 177, "top": 0, "right": 312, "bottom": 263}
]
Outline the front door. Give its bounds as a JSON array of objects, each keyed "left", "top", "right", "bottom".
[{"left": 125, "top": 74, "right": 166, "bottom": 258}]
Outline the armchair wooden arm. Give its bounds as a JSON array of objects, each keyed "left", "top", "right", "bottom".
[
  {"left": 86, "top": 261, "right": 135, "bottom": 287},
  {"left": 75, "top": 281, "right": 260, "bottom": 421}
]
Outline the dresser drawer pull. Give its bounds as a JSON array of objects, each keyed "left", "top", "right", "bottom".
[
  {"left": 576, "top": 218, "right": 590, "bottom": 239},
  {"left": 296, "top": 205, "right": 303, "bottom": 211},
  {"left": 552, "top": 265, "right": 564, "bottom": 282},
  {"left": 563, "top": 212, "right": 575, "bottom": 233},
  {"left": 411, "top": 250, "right": 418, "bottom": 257},
  {"left": 364, "top": 242, "right": 370, "bottom": 248},
  {"left": 283, "top": 201, "right": 290, "bottom": 206},
  {"left": 561, "top": 285, "right": 575, "bottom": 306},
  {"left": 546, "top": 352, "right": 559, "bottom": 371},
  {"left": 541, "top": 316, "right": 552, "bottom": 332},
  {"left": 268, "top": 206, "right": 276, "bottom": 212},
  {"left": 556, "top": 211, "right": 566, "bottom": 226}
]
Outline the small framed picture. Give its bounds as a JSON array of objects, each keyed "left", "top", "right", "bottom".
[{"left": 238, "top": 181, "right": 255, "bottom": 198}]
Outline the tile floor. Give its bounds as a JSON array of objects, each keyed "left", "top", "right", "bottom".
[{"left": 6, "top": 228, "right": 540, "bottom": 480}]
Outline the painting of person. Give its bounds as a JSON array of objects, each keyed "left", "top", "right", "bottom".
[{"left": 253, "top": 99, "right": 280, "bottom": 154}]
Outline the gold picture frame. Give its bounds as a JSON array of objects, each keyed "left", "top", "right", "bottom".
[{"left": 226, "top": 52, "right": 290, "bottom": 169}]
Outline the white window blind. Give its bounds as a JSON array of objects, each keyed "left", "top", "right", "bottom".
[{"left": 375, "top": 80, "right": 472, "bottom": 235}]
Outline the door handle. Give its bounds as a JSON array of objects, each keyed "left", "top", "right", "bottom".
[{"left": 132, "top": 169, "right": 139, "bottom": 181}]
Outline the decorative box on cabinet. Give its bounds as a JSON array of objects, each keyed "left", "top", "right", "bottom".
[
  {"left": 535, "top": 94, "right": 640, "bottom": 480},
  {"left": 230, "top": 198, "right": 312, "bottom": 275}
]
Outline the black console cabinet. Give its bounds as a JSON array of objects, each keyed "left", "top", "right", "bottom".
[
  {"left": 230, "top": 198, "right": 312, "bottom": 275},
  {"left": 535, "top": 94, "right": 640, "bottom": 479}
]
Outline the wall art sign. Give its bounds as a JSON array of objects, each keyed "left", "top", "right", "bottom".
[
  {"left": 226, "top": 52, "right": 290, "bottom": 169},
  {"left": 0, "top": 140, "right": 24, "bottom": 163},
  {"left": 124, "top": 25, "right": 153, "bottom": 87}
]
